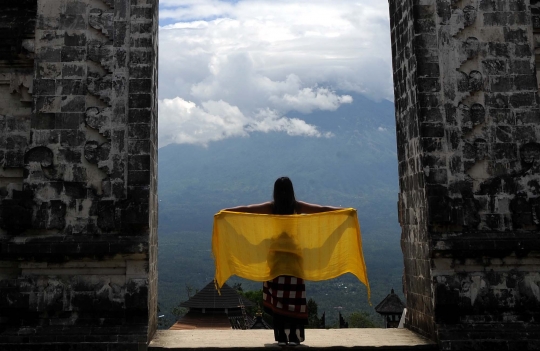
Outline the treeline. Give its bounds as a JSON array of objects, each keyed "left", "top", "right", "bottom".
[
  {"left": 235, "top": 284, "right": 378, "bottom": 329},
  {"left": 158, "top": 282, "right": 379, "bottom": 330}
]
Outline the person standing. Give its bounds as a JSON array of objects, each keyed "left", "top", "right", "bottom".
[{"left": 224, "top": 177, "right": 342, "bottom": 346}]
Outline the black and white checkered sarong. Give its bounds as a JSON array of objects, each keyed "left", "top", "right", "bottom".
[{"left": 262, "top": 276, "right": 308, "bottom": 322}]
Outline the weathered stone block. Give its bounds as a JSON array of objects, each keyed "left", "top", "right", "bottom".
[
  {"left": 127, "top": 140, "right": 149, "bottom": 155},
  {"left": 514, "top": 75, "right": 537, "bottom": 91},
  {"left": 59, "top": 79, "right": 87, "bottom": 95},
  {"left": 61, "top": 96, "right": 86, "bottom": 112},
  {"left": 484, "top": 12, "right": 510, "bottom": 26},
  {"left": 64, "top": 31, "right": 87, "bottom": 47},
  {"left": 482, "top": 58, "right": 507, "bottom": 75},
  {"left": 62, "top": 63, "right": 86, "bottom": 79},
  {"left": 61, "top": 46, "right": 87, "bottom": 62},
  {"left": 127, "top": 171, "right": 149, "bottom": 185},
  {"left": 130, "top": 7, "right": 153, "bottom": 21},
  {"left": 504, "top": 27, "right": 528, "bottom": 43},
  {"left": 34, "top": 79, "right": 56, "bottom": 96},
  {"left": 128, "top": 123, "right": 150, "bottom": 139},
  {"left": 128, "top": 155, "right": 150, "bottom": 171},
  {"left": 37, "top": 46, "right": 61, "bottom": 62},
  {"left": 509, "top": 92, "right": 536, "bottom": 107},
  {"left": 59, "top": 130, "right": 85, "bottom": 147},
  {"left": 509, "top": 0, "right": 527, "bottom": 12},
  {"left": 59, "top": 14, "right": 87, "bottom": 30},
  {"left": 514, "top": 43, "right": 532, "bottom": 57}
]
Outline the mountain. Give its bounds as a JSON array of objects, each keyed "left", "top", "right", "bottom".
[{"left": 157, "top": 93, "right": 403, "bottom": 326}]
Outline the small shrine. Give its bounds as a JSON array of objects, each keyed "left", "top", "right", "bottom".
[
  {"left": 249, "top": 310, "right": 271, "bottom": 329},
  {"left": 169, "top": 281, "right": 256, "bottom": 330},
  {"left": 374, "top": 289, "right": 405, "bottom": 328}
]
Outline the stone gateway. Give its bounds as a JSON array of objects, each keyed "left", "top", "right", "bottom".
[
  {"left": 0, "top": 0, "right": 539, "bottom": 350},
  {"left": 389, "top": 0, "right": 540, "bottom": 350},
  {"left": 0, "top": 0, "right": 158, "bottom": 349}
]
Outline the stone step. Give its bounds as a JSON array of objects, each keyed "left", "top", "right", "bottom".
[{"left": 149, "top": 329, "right": 438, "bottom": 350}]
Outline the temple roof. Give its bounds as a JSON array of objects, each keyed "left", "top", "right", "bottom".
[
  {"left": 374, "top": 289, "right": 405, "bottom": 315},
  {"left": 250, "top": 314, "right": 271, "bottom": 329},
  {"left": 169, "top": 312, "right": 233, "bottom": 330},
  {"left": 180, "top": 281, "right": 255, "bottom": 309}
]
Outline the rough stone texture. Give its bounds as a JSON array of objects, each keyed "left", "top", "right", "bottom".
[
  {"left": 389, "top": 0, "right": 540, "bottom": 350},
  {"left": 389, "top": 0, "right": 435, "bottom": 339},
  {"left": 0, "top": 0, "right": 158, "bottom": 349}
]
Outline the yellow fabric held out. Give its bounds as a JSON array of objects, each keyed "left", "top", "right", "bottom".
[{"left": 212, "top": 208, "right": 370, "bottom": 302}]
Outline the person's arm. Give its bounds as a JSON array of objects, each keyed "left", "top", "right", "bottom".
[
  {"left": 222, "top": 201, "right": 274, "bottom": 214},
  {"left": 296, "top": 200, "right": 343, "bottom": 214}
]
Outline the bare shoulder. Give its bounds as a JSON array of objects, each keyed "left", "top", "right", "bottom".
[
  {"left": 224, "top": 201, "right": 273, "bottom": 214},
  {"left": 296, "top": 200, "right": 343, "bottom": 214}
]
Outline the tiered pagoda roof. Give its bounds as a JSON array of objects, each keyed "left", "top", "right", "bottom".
[
  {"left": 180, "top": 281, "right": 254, "bottom": 310},
  {"left": 374, "top": 289, "right": 405, "bottom": 315}
]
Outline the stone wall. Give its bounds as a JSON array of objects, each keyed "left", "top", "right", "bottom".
[
  {"left": 389, "top": 0, "right": 540, "bottom": 349},
  {"left": 389, "top": 0, "right": 436, "bottom": 339},
  {"left": 0, "top": 0, "right": 158, "bottom": 349}
]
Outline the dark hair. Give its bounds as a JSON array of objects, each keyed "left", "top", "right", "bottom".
[{"left": 273, "top": 177, "right": 296, "bottom": 214}]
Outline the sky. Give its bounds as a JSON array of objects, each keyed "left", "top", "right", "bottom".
[{"left": 158, "top": 0, "right": 393, "bottom": 148}]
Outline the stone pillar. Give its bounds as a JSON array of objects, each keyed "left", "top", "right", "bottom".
[
  {"left": 0, "top": 0, "right": 158, "bottom": 349},
  {"left": 389, "top": 0, "right": 540, "bottom": 349}
]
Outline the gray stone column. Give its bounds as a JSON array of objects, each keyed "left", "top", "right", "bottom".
[
  {"left": 389, "top": 0, "right": 540, "bottom": 349},
  {"left": 0, "top": 0, "right": 158, "bottom": 349}
]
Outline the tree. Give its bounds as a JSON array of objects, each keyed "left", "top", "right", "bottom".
[
  {"left": 185, "top": 283, "right": 199, "bottom": 298},
  {"left": 239, "top": 289, "right": 263, "bottom": 316},
  {"left": 237, "top": 288, "right": 273, "bottom": 325},
  {"left": 307, "top": 298, "right": 320, "bottom": 328},
  {"left": 171, "top": 305, "right": 188, "bottom": 320},
  {"left": 347, "top": 311, "right": 377, "bottom": 328},
  {"left": 233, "top": 282, "right": 244, "bottom": 292}
]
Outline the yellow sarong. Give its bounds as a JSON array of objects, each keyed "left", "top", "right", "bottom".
[{"left": 212, "top": 208, "right": 370, "bottom": 299}]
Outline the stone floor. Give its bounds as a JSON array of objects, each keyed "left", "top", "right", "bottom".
[{"left": 149, "top": 329, "right": 438, "bottom": 350}]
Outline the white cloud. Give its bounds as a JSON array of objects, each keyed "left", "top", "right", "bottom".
[
  {"left": 378, "top": 126, "right": 388, "bottom": 132},
  {"left": 159, "top": 98, "right": 248, "bottom": 147},
  {"left": 272, "top": 87, "right": 352, "bottom": 114},
  {"left": 158, "top": 0, "right": 392, "bottom": 146},
  {"left": 248, "top": 108, "right": 333, "bottom": 137},
  {"left": 159, "top": 97, "right": 329, "bottom": 147}
]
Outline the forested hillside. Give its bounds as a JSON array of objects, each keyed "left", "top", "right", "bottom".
[{"left": 157, "top": 94, "right": 403, "bottom": 327}]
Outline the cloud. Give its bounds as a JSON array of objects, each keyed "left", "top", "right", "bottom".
[
  {"left": 272, "top": 87, "right": 353, "bottom": 114},
  {"left": 158, "top": 98, "right": 248, "bottom": 147},
  {"left": 158, "top": 0, "right": 392, "bottom": 146},
  {"left": 189, "top": 54, "right": 353, "bottom": 114},
  {"left": 378, "top": 126, "right": 388, "bottom": 132},
  {"left": 159, "top": 97, "right": 329, "bottom": 147}
]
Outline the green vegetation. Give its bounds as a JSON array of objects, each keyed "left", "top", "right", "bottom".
[
  {"left": 347, "top": 311, "right": 378, "bottom": 328},
  {"left": 307, "top": 298, "right": 322, "bottom": 328}
]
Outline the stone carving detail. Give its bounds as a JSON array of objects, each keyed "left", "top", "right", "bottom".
[
  {"left": 462, "top": 37, "right": 480, "bottom": 60},
  {"left": 468, "top": 71, "right": 483, "bottom": 91},
  {"left": 84, "top": 140, "right": 111, "bottom": 164},
  {"left": 432, "top": 0, "right": 540, "bottom": 232},
  {"left": 463, "top": 5, "right": 477, "bottom": 27},
  {"left": 88, "top": 73, "right": 112, "bottom": 104},
  {"left": 85, "top": 106, "right": 111, "bottom": 131},
  {"left": 100, "top": 0, "right": 115, "bottom": 9},
  {"left": 89, "top": 8, "right": 114, "bottom": 38},
  {"left": 0, "top": 0, "right": 138, "bottom": 239}
]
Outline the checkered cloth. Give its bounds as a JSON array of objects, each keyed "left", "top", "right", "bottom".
[{"left": 263, "top": 276, "right": 308, "bottom": 321}]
